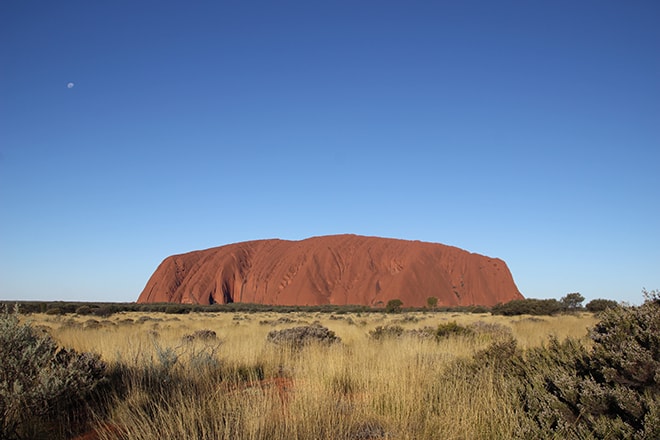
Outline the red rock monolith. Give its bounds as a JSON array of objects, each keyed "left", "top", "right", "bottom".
[{"left": 137, "top": 234, "right": 523, "bottom": 307}]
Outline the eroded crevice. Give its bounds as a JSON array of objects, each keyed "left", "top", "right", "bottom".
[{"left": 222, "top": 279, "right": 234, "bottom": 304}]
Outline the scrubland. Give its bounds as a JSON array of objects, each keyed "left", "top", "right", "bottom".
[{"left": 24, "top": 311, "right": 601, "bottom": 439}]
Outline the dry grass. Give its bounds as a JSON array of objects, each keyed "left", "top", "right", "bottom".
[{"left": 24, "top": 311, "right": 599, "bottom": 440}]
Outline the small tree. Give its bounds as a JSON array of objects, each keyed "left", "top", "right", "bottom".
[
  {"left": 426, "top": 296, "right": 438, "bottom": 309},
  {"left": 385, "top": 299, "right": 403, "bottom": 313},
  {"left": 560, "top": 292, "right": 585, "bottom": 310}
]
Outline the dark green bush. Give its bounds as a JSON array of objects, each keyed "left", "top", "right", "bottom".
[
  {"left": 585, "top": 298, "right": 619, "bottom": 313},
  {"left": 469, "top": 305, "right": 490, "bottom": 313},
  {"left": 0, "top": 306, "right": 106, "bottom": 439},
  {"left": 468, "top": 293, "right": 660, "bottom": 439},
  {"left": 90, "top": 305, "right": 116, "bottom": 317},
  {"left": 385, "top": 299, "right": 403, "bottom": 313},
  {"left": 491, "top": 298, "right": 564, "bottom": 316},
  {"left": 590, "top": 297, "right": 659, "bottom": 393},
  {"left": 75, "top": 305, "right": 93, "bottom": 315},
  {"left": 164, "top": 304, "right": 190, "bottom": 314}
]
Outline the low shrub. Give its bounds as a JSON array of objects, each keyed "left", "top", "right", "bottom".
[
  {"left": 462, "top": 294, "right": 660, "bottom": 439},
  {"left": 590, "top": 295, "right": 659, "bottom": 393},
  {"left": 90, "top": 305, "right": 115, "bottom": 317},
  {"left": 75, "top": 305, "right": 93, "bottom": 315},
  {"left": 385, "top": 299, "right": 403, "bottom": 313},
  {"left": 164, "top": 305, "right": 190, "bottom": 314},
  {"left": 369, "top": 325, "right": 436, "bottom": 340},
  {"left": 266, "top": 324, "right": 341, "bottom": 349},
  {"left": 491, "top": 298, "right": 564, "bottom": 316},
  {"left": 0, "top": 306, "right": 106, "bottom": 439},
  {"left": 182, "top": 329, "right": 218, "bottom": 342},
  {"left": 369, "top": 325, "right": 404, "bottom": 340},
  {"left": 585, "top": 298, "right": 619, "bottom": 313},
  {"left": 469, "top": 305, "right": 490, "bottom": 313},
  {"left": 435, "top": 321, "right": 473, "bottom": 339}
]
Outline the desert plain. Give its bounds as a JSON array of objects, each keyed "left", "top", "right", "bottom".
[{"left": 23, "top": 309, "right": 598, "bottom": 440}]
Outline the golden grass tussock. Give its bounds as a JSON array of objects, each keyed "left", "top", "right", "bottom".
[{"left": 24, "top": 311, "right": 599, "bottom": 440}]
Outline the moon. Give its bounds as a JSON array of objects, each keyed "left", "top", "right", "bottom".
[{"left": 67, "top": 82, "right": 75, "bottom": 89}]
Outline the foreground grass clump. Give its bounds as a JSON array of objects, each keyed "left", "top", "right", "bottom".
[{"left": 20, "top": 302, "right": 660, "bottom": 439}]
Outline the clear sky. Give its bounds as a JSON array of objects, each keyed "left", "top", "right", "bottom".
[{"left": 1, "top": 1, "right": 658, "bottom": 305}]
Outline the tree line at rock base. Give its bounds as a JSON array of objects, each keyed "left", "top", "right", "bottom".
[{"left": 2, "top": 292, "right": 620, "bottom": 317}]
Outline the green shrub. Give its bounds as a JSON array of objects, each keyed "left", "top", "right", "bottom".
[
  {"left": 590, "top": 296, "right": 659, "bottom": 393},
  {"left": 266, "top": 324, "right": 341, "bottom": 349},
  {"left": 369, "top": 325, "right": 436, "bottom": 340},
  {"left": 164, "top": 304, "right": 189, "bottom": 314},
  {"left": 385, "top": 299, "right": 403, "bottom": 313},
  {"left": 585, "top": 298, "right": 619, "bottom": 313},
  {"left": 470, "top": 293, "right": 660, "bottom": 439},
  {"left": 369, "top": 325, "right": 404, "bottom": 340},
  {"left": 0, "top": 306, "right": 106, "bottom": 439},
  {"left": 435, "top": 321, "right": 473, "bottom": 339},
  {"left": 75, "top": 305, "right": 93, "bottom": 315},
  {"left": 491, "top": 298, "right": 564, "bottom": 316},
  {"left": 469, "top": 305, "right": 490, "bottom": 313},
  {"left": 90, "top": 305, "right": 115, "bottom": 317}
]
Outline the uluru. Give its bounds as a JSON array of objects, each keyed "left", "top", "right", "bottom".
[{"left": 137, "top": 234, "right": 523, "bottom": 307}]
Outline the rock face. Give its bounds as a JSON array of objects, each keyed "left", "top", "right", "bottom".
[{"left": 137, "top": 234, "right": 523, "bottom": 307}]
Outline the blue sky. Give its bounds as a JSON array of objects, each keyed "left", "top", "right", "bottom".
[{"left": 1, "top": 1, "right": 658, "bottom": 304}]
